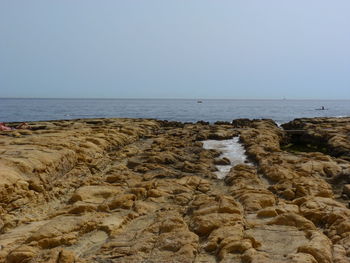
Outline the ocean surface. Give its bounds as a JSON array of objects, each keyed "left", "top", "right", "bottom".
[{"left": 1, "top": 98, "right": 349, "bottom": 124}]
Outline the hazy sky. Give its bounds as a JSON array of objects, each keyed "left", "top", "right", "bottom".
[{"left": 1, "top": 1, "right": 349, "bottom": 99}]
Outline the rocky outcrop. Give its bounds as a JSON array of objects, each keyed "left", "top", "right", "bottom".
[
  {"left": 0, "top": 117, "right": 350, "bottom": 262},
  {"left": 282, "top": 117, "right": 350, "bottom": 158}
]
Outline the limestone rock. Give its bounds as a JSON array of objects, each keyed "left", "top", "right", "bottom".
[{"left": 0, "top": 117, "right": 350, "bottom": 262}]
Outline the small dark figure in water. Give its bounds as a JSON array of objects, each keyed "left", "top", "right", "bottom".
[{"left": 321, "top": 106, "right": 325, "bottom": 110}]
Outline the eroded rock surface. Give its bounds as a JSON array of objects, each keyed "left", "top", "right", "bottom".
[{"left": 0, "top": 117, "right": 350, "bottom": 262}]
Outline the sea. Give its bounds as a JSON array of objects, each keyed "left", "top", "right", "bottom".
[{"left": 1, "top": 98, "right": 349, "bottom": 125}]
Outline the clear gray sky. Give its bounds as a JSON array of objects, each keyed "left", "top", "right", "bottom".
[{"left": 1, "top": 1, "right": 349, "bottom": 99}]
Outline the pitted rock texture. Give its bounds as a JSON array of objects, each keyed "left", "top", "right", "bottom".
[
  {"left": 282, "top": 117, "right": 350, "bottom": 159},
  {"left": 0, "top": 117, "right": 350, "bottom": 262}
]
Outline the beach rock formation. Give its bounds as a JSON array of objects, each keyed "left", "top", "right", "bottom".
[{"left": 0, "top": 117, "right": 350, "bottom": 262}]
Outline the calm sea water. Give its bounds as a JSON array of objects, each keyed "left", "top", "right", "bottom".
[{"left": 1, "top": 98, "right": 349, "bottom": 124}]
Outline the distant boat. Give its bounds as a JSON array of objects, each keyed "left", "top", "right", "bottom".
[
  {"left": 197, "top": 100, "right": 203, "bottom": 103},
  {"left": 315, "top": 106, "right": 327, "bottom": 110}
]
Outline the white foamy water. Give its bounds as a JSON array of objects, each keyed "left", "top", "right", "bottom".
[{"left": 202, "top": 137, "right": 248, "bottom": 179}]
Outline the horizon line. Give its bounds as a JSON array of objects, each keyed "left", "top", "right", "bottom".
[{"left": 1, "top": 97, "right": 350, "bottom": 101}]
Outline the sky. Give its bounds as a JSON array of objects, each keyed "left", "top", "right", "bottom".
[{"left": 0, "top": 1, "right": 349, "bottom": 99}]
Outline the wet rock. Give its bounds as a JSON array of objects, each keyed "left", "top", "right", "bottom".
[
  {"left": 231, "top": 118, "right": 252, "bottom": 128},
  {"left": 343, "top": 184, "right": 350, "bottom": 197},
  {"left": 214, "top": 157, "right": 231, "bottom": 165}
]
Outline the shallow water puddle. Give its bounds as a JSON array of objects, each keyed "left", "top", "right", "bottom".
[{"left": 203, "top": 137, "right": 248, "bottom": 179}]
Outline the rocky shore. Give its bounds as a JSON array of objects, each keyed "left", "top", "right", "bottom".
[{"left": 1, "top": 117, "right": 350, "bottom": 262}]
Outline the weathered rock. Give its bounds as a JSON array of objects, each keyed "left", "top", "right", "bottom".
[
  {"left": 214, "top": 157, "right": 231, "bottom": 165},
  {"left": 6, "top": 245, "right": 38, "bottom": 263},
  {"left": 0, "top": 117, "right": 350, "bottom": 262},
  {"left": 343, "top": 184, "right": 350, "bottom": 197}
]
